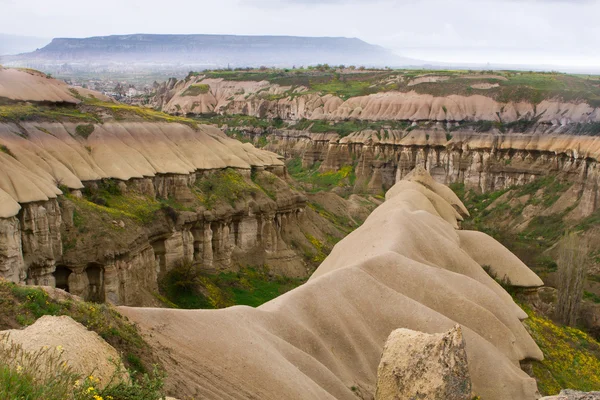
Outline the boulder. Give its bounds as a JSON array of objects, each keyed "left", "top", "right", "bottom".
[
  {"left": 0, "top": 315, "right": 127, "bottom": 387},
  {"left": 375, "top": 325, "right": 472, "bottom": 400},
  {"left": 541, "top": 390, "right": 600, "bottom": 399}
]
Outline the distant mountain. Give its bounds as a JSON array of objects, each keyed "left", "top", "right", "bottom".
[
  {"left": 0, "top": 34, "right": 51, "bottom": 56},
  {"left": 0, "top": 34, "right": 419, "bottom": 72}
]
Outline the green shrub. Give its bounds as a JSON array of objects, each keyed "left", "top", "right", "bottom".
[
  {"left": 0, "top": 143, "right": 16, "bottom": 158},
  {"left": 182, "top": 84, "right": 210, "bottom": 96},
  {"left": 195, "top": 169, "right": 258, "bottom": 209},
  {"left": 75, "top": 124, "right": 95, "bottom": 139}
]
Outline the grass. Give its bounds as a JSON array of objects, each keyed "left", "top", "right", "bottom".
[
  {"left": 290, "top": 119, "right": 410, "bottom": 137},
  {"left": 0, "top": 103, "right": 100, "bottom": 123},
  {"left": 0, "top": 143, "right": 16, "bottom": 158},
  {"left": 0, "top": 338, "right": 165, "bottom": 400},
  {"left": 190, "top": 68, "right": 600, "bottom": 106},
  {"left": 181, "top": 83, "right": 210, "bottom": 96},
  {"left": 287, "top": 158, "right": 356, "bottom": 193},
  {"left": 521, "top": 303, "right": 600, "bottom": 395},
  {"left": 194, "top": 169, "right": 258, "bottom": 209},
  {"left": 449, "top": 176, "right": 577, "bottom": 275},
  {"left": 0, "top": 280, "right": 159, "bottom": 376},
  {"left": 75, "top": 124, "right": 95, "bottom": 139},
  {"left": 76, "top": 179, "right": 164, "bottom": 224},
  {"left": 159, "top": 262, "right": 306, "bottom": 309}
]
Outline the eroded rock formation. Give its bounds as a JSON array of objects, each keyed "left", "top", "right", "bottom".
[
  {"left": 0, "top": 69, "right": 314, "bottom": 305},
  {"left": 153, "top": 77, "right": 600, "bottom": 124},
  {"left": 118, "top": 167, "right": 544, "bottom": 400}
]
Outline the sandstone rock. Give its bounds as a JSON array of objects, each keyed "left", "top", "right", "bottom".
[
  {"left": 0, "top": 315, "right": 128, "bottom": 387},
  {"left": 541, "top": 389, "right": 600, "bottom": 399},
  {"left": 376, "top": 325, "right": 471, "bottom": 400}
]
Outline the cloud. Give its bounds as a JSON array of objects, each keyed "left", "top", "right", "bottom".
[{"left": 1, "top": 0, "right": 599, "bottom": 67}]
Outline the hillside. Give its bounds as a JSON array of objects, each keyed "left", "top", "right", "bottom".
[{"left": 150, "top": 68, "right": 600, "bottom": 121}]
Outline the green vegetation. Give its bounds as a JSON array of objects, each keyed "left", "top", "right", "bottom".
[
  {"left": 0, "top": 103, "right": 100, "bottom": 123},
  {"left": 159, "top": 261, "right": 306, "bottom": 309},
  {"left": 195, "top": 169, "right": 258, "bottom": 209},
  {"left": 182, "top": 83, "right": 210, "bottom": 96},
  {"left": 193, "top": 67, "right": 600, "bottom": 106},
  {"left": 0, "top": 280, "right": 159, "bottom": 375},
  {"left": 75, "top": 124, "right": 95, "bottom": 139},
  {"left": 0, "top": 143, "right": 16, "bottom": 158},
  {"left": 521, "top": 303, "right": 600, "bottom": 395},
  {"left": 77, "top": 179, "right": 164, "bottom": 224},
  {"left": 0, "top": 339, "right": 164, "bottom": 400},
  {"left": 290, "top": 119, "right": 409, "bottom": 137},
  {"left": 287, "top": 158, "right": 356, "bottom": 193}
]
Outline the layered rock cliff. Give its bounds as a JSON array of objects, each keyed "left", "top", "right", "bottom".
[{"left": 0, "top": 69, "right": 329, "bottom": 306}]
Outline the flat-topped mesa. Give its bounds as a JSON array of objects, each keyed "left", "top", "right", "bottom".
[{"left": 119, "top": 167, "right": 544, "bottom": 400}]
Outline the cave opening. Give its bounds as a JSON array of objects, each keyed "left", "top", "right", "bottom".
[
  {"left": 86, "top": 262, "right": 105, "bottom": 302},
  {"left": 53, "top": 265, "right": 72, "bottom": 292}
]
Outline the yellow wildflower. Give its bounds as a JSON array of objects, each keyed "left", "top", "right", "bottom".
[
  {"left": 93, "top": 395, "right": 103, "bottom": 400},
  {"left": 73, "top": 379, "right": 81, "bottom": 388},
  {"left": 16, "top": 364, "right": 23, "bottom": 374},
  {"left": 86, "top": 386, "right": 95, "bottom": 393},
  {"left": 56, "top": 345, "right": 64, "bottom": 352}
]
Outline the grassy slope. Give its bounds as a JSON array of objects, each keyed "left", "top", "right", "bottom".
[
  {"left": 452, "top": 177, "right": 600, "bottom": 394},
  {"left": 523, "top": 303, "right": 600, "bottom": 395}
]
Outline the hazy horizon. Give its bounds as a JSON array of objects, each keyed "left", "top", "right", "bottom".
[{"left": 1, "top": 0, "right": 599, "bottom": 69}]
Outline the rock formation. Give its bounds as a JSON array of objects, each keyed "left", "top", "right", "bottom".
[
  {"left": 0, "top": 315, "right": 127, "bottom": 387},
  {"left": 118, "top": 167, "right": 544, "bottom": 400},
  {"left": 375, "top": 325, "right": 471, "bottom": 400},
  {"left": 0, "top": 69, "right": 314, "bottom": 305},
  {"left": 153, "top": 76, "right": 600, "bottom": 124},
  {"left": 541, "top": 390, "right": 600, "bottom": 399}
]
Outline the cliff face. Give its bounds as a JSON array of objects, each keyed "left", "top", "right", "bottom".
[
  {"left": 0, "top": 112, "right": 307, "bottom": 306},
  {"left": 237, "top": 127, "right": 600, "bottom": 218}
]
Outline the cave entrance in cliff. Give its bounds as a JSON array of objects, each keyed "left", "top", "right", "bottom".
[
  {"left": 86, "top": 263, "right": 105, "bottom": 303},
  {"left": 53, "top": 266, "right": 72, "bottom": 292}
]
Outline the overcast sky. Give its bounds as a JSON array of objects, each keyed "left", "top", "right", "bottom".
[{"left": 1, "top": 0, "right": 599, "bottom": 67}]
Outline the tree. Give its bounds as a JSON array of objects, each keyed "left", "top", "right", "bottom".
[{"left": 556, "top": 232, "right": 589, "bottom": 326}]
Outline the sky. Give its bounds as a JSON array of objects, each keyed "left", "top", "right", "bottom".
[{"left": 1, "top": 0, "right": 599, "bottom": 68}]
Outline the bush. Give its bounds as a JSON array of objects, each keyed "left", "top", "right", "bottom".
[
  {"left": 75, "top": 124, "right": 95, "bottom": 139},
  {"left": 181, "top": 84, "right": 210, "bottom": 97}
]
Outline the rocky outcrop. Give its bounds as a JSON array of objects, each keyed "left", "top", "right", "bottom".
[
  {"left": 153, "top": 77, "right": 600, "bottom": 124},
  {"left": 376, "top": 325, "right": 471, "bottom": 400},
  {"left": 0, "top": 315, "right": 128, "bottom": 387},
  {"left": 541, "top": 390, "right": 600, "bottom": 399},
  {"left": 0, "top": 167, "right": 308, "bottom": 306},
  {"left": 118, "top": 168, "right": 543, "bottom": 400}
]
